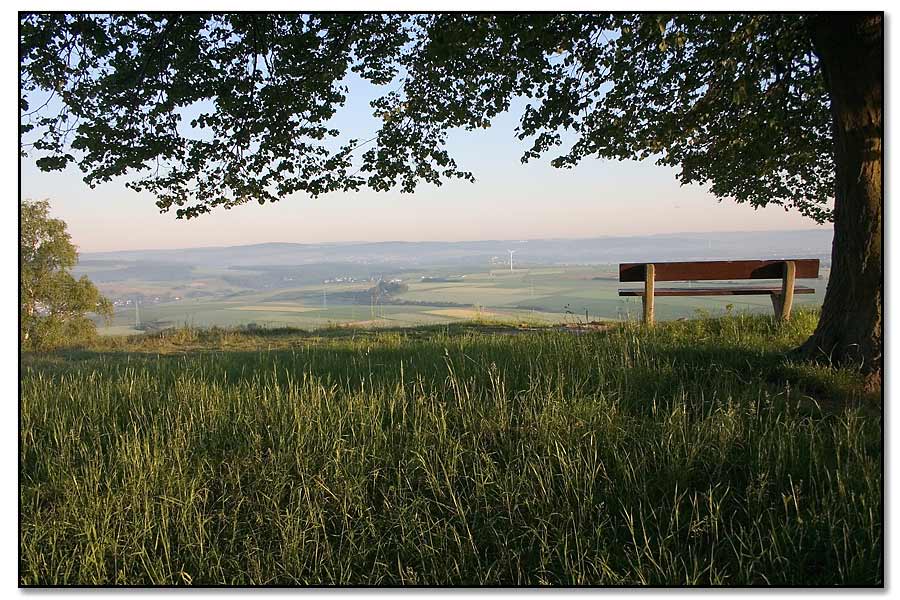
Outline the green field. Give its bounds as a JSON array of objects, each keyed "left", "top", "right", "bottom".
[
  {"left": 99, "top": 265, "right": 829, "bottom": 334},
  {"left": 21, "top": 310, "right": 880, "bottom": 585}
]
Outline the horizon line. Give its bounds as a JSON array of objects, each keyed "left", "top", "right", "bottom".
[{"left": 80, "top": 227, "right": 833, "bottom": 255}]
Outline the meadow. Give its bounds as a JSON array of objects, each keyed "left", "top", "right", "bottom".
[{"left": 20, "top": 309, "right": 881, "bottom": 585}]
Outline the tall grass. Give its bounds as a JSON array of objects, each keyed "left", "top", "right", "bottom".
[{"left": 20, "top": 310, "right": 881, "bottom": 585}]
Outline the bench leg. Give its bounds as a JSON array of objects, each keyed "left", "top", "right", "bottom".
[
  {"left": 643, "top": 264, "right": 655, "bottom": 325},
  {"left": 642, "top": 295, "right": 655, "bottom": 325},
  {"left": 777, "top": 261, "right": 796, "bottom": 322},
  {"left": 770, "top": 293, "right": 784, "bottom": 318}
]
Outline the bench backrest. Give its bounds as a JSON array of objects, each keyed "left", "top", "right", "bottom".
[{"left": 619, "top": 259, "right": 820, "bottom": 282}]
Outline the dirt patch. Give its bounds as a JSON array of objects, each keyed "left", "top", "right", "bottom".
[{"left": 426, "top": 308, "right": 502, "bottom": 319}]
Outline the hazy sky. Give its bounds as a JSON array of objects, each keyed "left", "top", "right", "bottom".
[{"left": 21, "top": 73, "right": 830, "bottom": 253}]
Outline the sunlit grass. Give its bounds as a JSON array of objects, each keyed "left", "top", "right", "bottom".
[{"left": 20, "top": 309, "right": 881, "bottom": 585}]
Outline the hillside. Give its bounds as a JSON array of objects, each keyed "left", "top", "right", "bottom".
[
  {"left": 20, "top": 311, "right": 880, "bottom": 585},
  {"left": 80, "top": 229, "right": 833, "bottom": 269}
]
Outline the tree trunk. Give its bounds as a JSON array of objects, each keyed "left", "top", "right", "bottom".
[{"left": 803, "top": 14, "right": 883, "bottom": 393}]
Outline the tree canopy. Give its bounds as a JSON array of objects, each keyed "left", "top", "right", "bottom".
[
  {"left": 20, "top": 13, "right": 833, "bottom": 221},
  {"left": 21, "top": 199, "right": 113, "bottom": 350}
]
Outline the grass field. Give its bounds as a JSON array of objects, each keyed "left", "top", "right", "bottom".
[
  {"left": 230, "top": 305, "right": 323, "bottom": 313},
  {"left": 20, "top": 309, "right": 880, "bottom": 585}
]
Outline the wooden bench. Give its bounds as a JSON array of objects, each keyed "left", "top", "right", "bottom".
[{"left": 618, "top": 259, "right": 820, "bottom": 324}]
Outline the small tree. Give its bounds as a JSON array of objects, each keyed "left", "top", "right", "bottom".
[{"left": 20, "top": 199, "right": 113, "bottom": 350}]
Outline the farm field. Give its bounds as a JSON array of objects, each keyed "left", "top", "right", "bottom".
[
  {"left": 21, "top": 310, "right": 880, "bottom": 585},
  {"left": 98, "top": 265, "right": 829, "bottom": 334}
]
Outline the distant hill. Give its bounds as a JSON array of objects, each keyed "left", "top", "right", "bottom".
[{"left": 82, "top": 229, "right": 832, "bottom": 269}]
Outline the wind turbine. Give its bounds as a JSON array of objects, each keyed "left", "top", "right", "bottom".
[{"left": 507, "top": 249, "right": 517, "bottom": 272}]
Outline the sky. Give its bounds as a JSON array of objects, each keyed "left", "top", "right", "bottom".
[{"left": 20, "top": 72, "right": 830, "bottom": 254}]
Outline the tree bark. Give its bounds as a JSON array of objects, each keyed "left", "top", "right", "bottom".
[{"left": 803, "top": 14, "right": 883, "bottom": 393}]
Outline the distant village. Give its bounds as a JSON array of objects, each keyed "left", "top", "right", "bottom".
[{"left": 111, "top": 295, "right": 180, "bottom": 308}]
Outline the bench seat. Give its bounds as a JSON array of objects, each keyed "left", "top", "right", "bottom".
[
  {"left": 618, "top": 259, "right": 820, "bottom": 324},
  {"left": 618, "top": 285, "right": 816, "bottom": 297}
]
